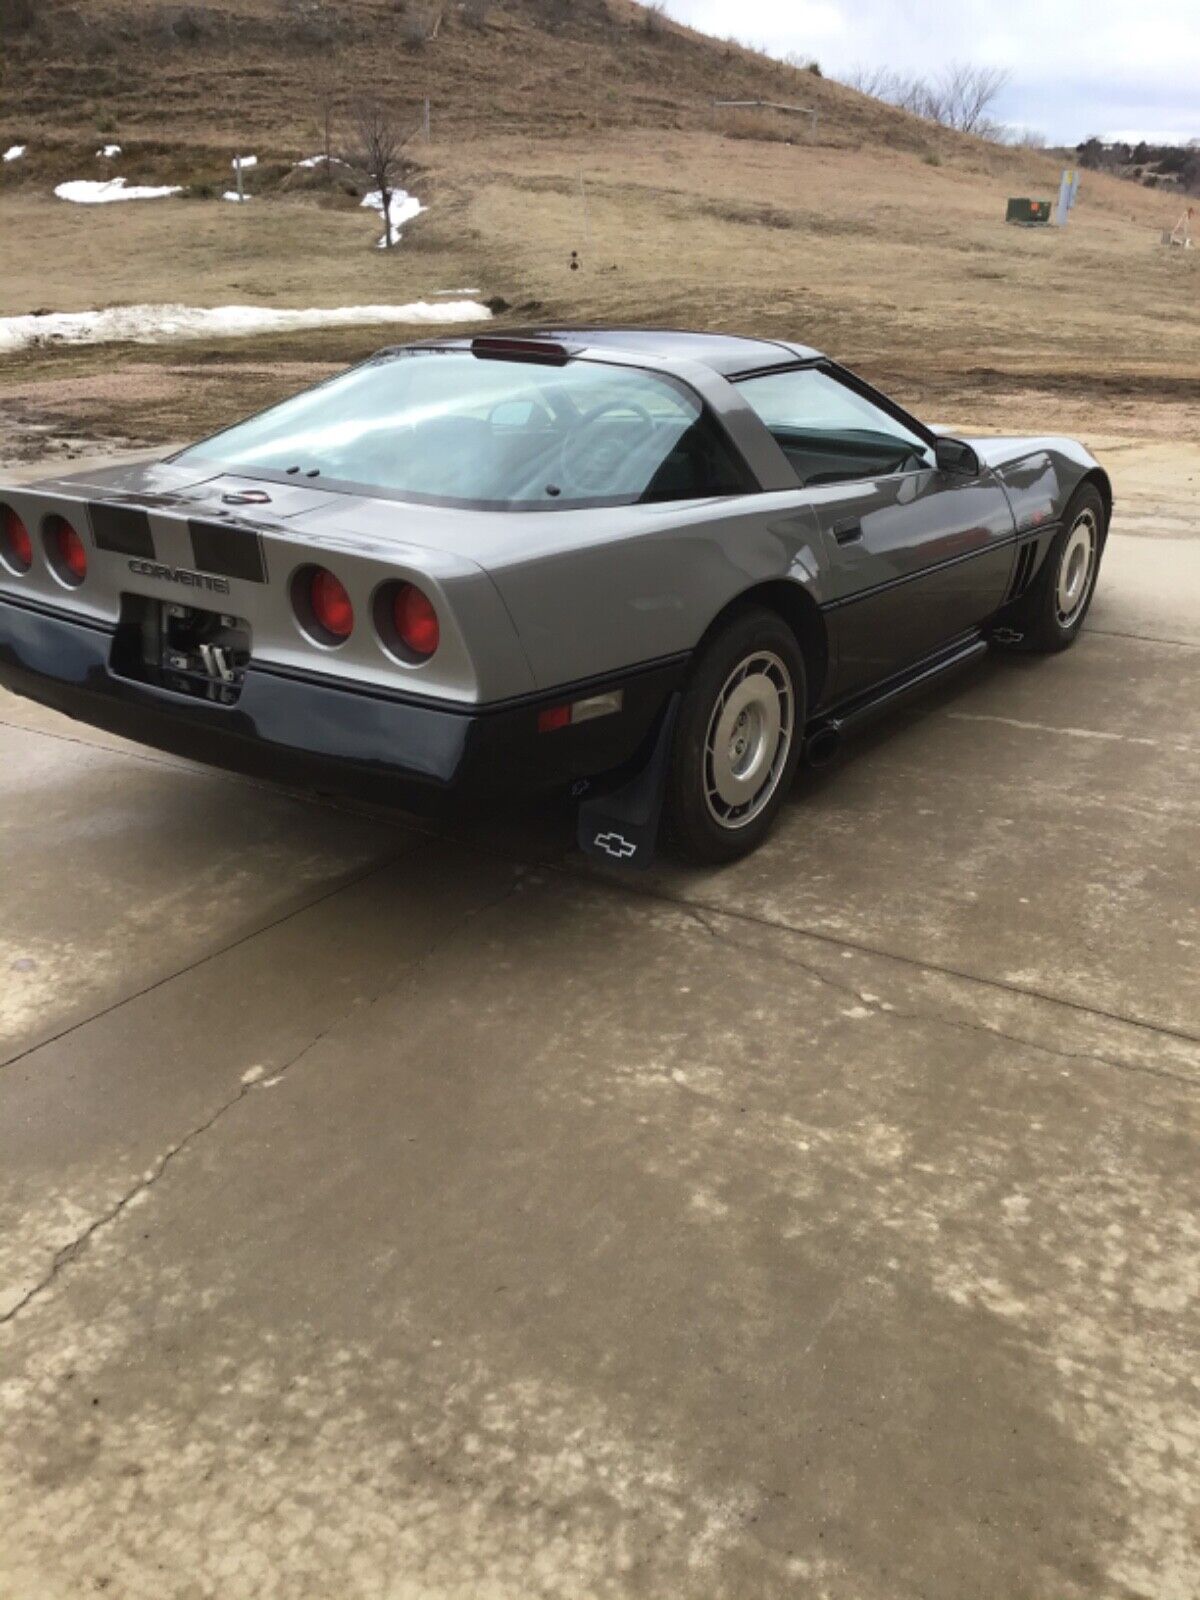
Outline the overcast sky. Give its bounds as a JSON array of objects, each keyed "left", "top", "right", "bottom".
[{"left": 661, "top": 0, "right": 1199, "bottom": 144}]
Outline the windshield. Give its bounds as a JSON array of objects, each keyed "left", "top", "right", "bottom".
[{"left": 178, "top": 350, "right": 748, "bottom": 509}]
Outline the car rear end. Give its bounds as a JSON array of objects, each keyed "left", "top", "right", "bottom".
[{"left": 0, "top": 470, "right": 658, "bottom": 809}]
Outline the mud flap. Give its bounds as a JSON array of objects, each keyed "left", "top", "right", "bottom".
[{"left": 577, "top": 694, "right": 680, "bottom": 870}]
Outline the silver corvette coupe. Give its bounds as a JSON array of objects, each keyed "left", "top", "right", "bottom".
[{"left": 0, "top": 328, "right": 1110, "bottom": 865}]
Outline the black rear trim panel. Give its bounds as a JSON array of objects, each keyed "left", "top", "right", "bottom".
[
  {"left": 88, "top": 502, "right": 155, "bottom": 559},
  {"left": 189, "top": 519, "right": 267, "bottom": 584}
]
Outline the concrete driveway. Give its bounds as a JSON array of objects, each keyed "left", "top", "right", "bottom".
[{"left": 1, "top": 444, "right": 1197, "bottom": 1600}]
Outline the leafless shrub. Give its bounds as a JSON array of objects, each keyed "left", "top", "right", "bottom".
[
  {"left": 781, "top": 50, "right": 821, "bottom": 76},
  {"left": 641, "top": 2, "right": 667, "bottom": 35},
  {"left": 842, "top": 64, "right": 894, "bottom": 99},
  {"left": 344, "top": 100, "right": 419, "bottom": 249},
  {"left": 1003, "top": 126, "right": 1047, "bottom": 149},
  {"left": 156, "top": 4, "right": 219, "bottom": 44},
  {"left": 398, "top": 3, "right": 440, "bottom": 48},
  {"left": 721, "top": 109, "right": 796, "bottom": 145}
]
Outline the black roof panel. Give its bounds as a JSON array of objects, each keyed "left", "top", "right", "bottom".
[
  {"left": 507, "top": 326, "right": 821, "bottom": 374},
  {"left": 410, "top": 326, "right": 821, "bottom": 375}
]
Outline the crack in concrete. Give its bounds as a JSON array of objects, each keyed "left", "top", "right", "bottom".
[
  {"left": 1, "top": 869, "right": 525, "bottom": 1328},
  {"left": 1083, "top": 628, "right": 1199, "bottom": 651},
  {"left": 0, "top": 1078, "right": 262, "bottom": 1327},
  {"left": 1, "top": 845, "right": 421, "bottom": 1074},
  {"left": 679, "top": 902, "right": 1199, "bottom": 1091},
  {"left": 631, "top": 881, "right": 1200, "bottom": 1049}
]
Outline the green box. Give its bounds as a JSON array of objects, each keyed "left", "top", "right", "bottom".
[{"left": 1006, "top": 197, "right": 1053, "bottom": 225}]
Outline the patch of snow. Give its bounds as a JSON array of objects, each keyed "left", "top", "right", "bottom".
[
  {"left": 222, "top": 191, "right": 252, "bottom": 203},
  {"left": 294, "top": 153, "right": 348, "bottom": 169},
  {"left": 0, "top": 300, "right": 493, "bottom": 354},
  {"left": 434, "top": 287, "right": 482, "bottom": 296},
  {"left": 361, "top": 187, "right": 425, "bottom": 247},
  {"left": 230, "top": 154, "right": 258, "bottom": 169},
  {"left": 96, "top": 144, "right": 122, "bottom": 159},
  {"left": 55, "top": 178, "right": 182, "bottom": 204},
  {"left": 3, "top": 145, "right": 26, "bottom": 163}
]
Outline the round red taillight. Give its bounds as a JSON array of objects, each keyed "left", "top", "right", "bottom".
[
  {"left": 2, "top": 507, "right": 33, "bottom": 573},
  {"left": 393, "top": 583, "right": 439, "bottom": 659},
  {"left": 309, "top": 567, "right": 354, "bottom": 640},
  {"left": 49, "top": 517, "right": 87, "bottom": 584}
]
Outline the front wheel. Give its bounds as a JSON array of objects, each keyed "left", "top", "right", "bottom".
[
  {"left": 663, "top": 607, "right": 806, "bottom": 866},
  {"left": 998, "top": 483, "right": 1107, "bottom": 652}
]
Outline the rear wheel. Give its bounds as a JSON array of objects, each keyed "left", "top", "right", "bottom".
[
  {"left": 664, "top": 607, "right": 805, "bottom": 866},
  {"left": 998, "top": 483, "right": 1106, "bottom": 652}
]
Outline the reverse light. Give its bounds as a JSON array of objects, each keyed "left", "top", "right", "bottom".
[
  {"left": 1, "top": 506, "right": 32, "bottom": 573},
  {"left": 46, "top": 516, "right": 87, "bottom": 585},
  {"left": 309, "top": 567, "right": 354, "bottom": 641},
  {"left": 392, "top": 583, "right": 440, "bottom": 659}
]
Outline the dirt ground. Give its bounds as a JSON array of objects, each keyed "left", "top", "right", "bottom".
[
  {"left": 0, "top": 426, "right": 1197, "bottom": 1599},
  {"left": 2, "top": 124, "right": 1197, "bottom": 441}
]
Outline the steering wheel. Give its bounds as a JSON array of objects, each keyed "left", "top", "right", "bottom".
[{"left": 557, "top": 399, "right": 655, "bottom": 497}]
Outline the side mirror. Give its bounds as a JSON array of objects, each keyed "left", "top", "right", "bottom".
[{"left": 935, "top": 436, "right": 981, "bottom": 478}]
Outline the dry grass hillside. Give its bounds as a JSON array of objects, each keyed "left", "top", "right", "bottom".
[
  {"left": 1, "top": 0, "right": 1000, "bottom": 151},
  {"left": 1, "top": 0, "right": 1196, "bottom": 456}
]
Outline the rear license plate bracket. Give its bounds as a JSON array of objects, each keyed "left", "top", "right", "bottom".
[{"left": 111, "top": 595, "right": 251, "bottom": 705}]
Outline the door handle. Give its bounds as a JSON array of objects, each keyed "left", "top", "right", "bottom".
[{"left": 832, "top": 519, "right": 863, "bottom": 545}]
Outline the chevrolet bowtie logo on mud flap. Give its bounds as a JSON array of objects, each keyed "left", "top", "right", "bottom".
[
  {"left": 593, "top": 831, "right": 638, "bottom": 861},
  {"left": 128, "top": 559, "right": 231, "bottom": 596}
]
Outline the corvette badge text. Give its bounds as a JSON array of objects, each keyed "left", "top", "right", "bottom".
[{"left": 128, "top": 559, "right": 231, "bottom": 595}]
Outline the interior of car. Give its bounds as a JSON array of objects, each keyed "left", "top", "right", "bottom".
[
  {"left": 736, "top": 364, "right": 934, "bottom": 488},
  {"left": 767, "top": 427, "right": 933, "bottom": 486}
]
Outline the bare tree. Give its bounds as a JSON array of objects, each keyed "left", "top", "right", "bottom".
[
  {"left": 843, "top": 64, "right": 903, "bottom": 99},
  {"left": 1003, "top": 126, "right": 1047, "bottom": 149},
  {"left": 930, "top": 63, "right": 1011, "bottom": 136},
  {"left": 346, "top": 101, "right": 418, "bottom": 249},
  {"left": 841, "top": 60, "right": 1011, "bottom": 140}
]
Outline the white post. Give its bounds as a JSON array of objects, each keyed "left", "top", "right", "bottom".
[{"left": 1054, "top": 168, "right": 1072, "bottom": 227}]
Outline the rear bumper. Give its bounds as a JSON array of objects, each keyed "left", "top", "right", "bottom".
[{"left": 0, "top": 594, "right": 685, "bottom": 811}]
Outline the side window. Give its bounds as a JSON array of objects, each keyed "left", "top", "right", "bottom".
[
  {"left": 738, "top": 368, "right": 932, "bottom": 487},
  {"left": 641, "top": 412, "right": 755, "bottom": 503}
]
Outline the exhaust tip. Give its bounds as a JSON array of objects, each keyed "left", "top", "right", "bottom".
[{"left": 803, "top": 726, "right": 841, "bottom": 768}]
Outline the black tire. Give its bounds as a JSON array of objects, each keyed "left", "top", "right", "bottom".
[
  {"left": 663, "top": 606, "right": 806, "bottom": 866},
  {"left": 997, "top": 483, "right": 1107, "bottom": 653}
]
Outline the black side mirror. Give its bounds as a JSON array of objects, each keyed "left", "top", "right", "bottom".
[{"left": 935, "top": 436, "right": 981, "bottom": 477}]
